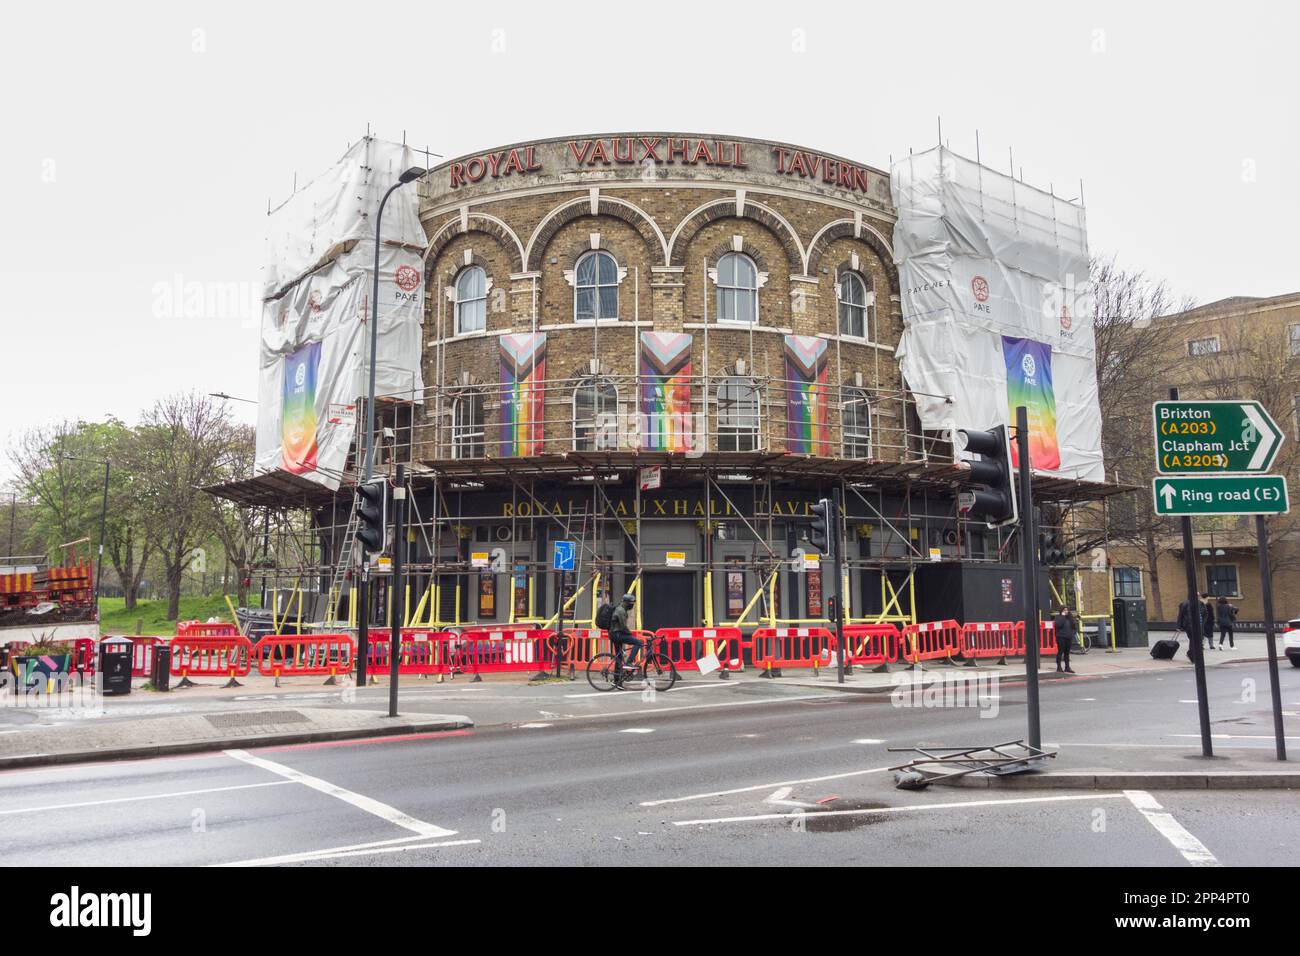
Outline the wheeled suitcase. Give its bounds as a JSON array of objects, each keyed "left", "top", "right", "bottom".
[{"left": 1150, "top": 638, "right": 1180, "bottom": 660}]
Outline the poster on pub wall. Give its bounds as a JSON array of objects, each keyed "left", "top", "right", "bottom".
[
  {"left": 280, "top": 341, "right": 321, "bottom": 473},
  {"left": 783, "top": 335, "right": 830, "bottom": 456},
  {"left": 1001, "top": 336, "right": 1060, "bottom": 470},
  {"left": 499, "top": 332, "right": 547, "bottom": 456},
  {"left": 639, "top": 331, "right": 693, "bottom": 452}
]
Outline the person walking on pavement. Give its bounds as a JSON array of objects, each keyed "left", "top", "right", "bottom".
[
  {"left": 609, "top": 593, "right": 641, "bottom": 686},
  {"left": 1178, "top": 597, "right": 1201, "bottom": 663},
  {"left": 1053, "top": 604, "right": 1077, "bottom": 674},
  {"left": 1200, "top": 593, "right": 1217, "bottom": 652},
  {"left": 1216, "top": 595, "right": 1237, "bottom": 649}
]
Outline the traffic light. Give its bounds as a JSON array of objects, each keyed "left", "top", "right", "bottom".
[
  {"left": 956, "top": 425, "right": 1017, "bottom": 528},
  {"left": 809, "top": 497, "right": 834, "bottom": 555},
  {"left": 1039, "top": 530, "right": 1066, "bottom": 566},
  {"left": 355, "top": 478, "right": 388, "bottom": 554}
]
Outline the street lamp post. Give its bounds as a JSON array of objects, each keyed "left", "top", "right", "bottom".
[{"left": 356, "top": 164, "right": 426, "bottom": 687}]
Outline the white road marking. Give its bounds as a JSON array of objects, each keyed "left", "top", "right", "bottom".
[
  {"left": 641, "top": 764, "right": 895, "bottom": 807},
  {"left": 215, "top": 836, "right": 479, "bottom": 866},
  {"left": 762, "top": 786, "right": 818, "bottom": 809},
  {"left": 0, "top": 780, "right": 293, "bottom": 816},
  {"left": 564, "top": 681, "right": 747, "bottom": 699},
  {"left": 518, "top": 723, "right": 552, "bottom": 728},
  {"left": 1123, "top": 790, "right": 1220, "bottom": 867},
  {"left": 620, "top": 728, "right": 655, "bottom": 734},
  {"left": 674, "top": 792, "right": 1126, "bottom": 826},
  {"left": 852, "top": 738, "right": 885, "bottom": 745},
  {"left": 1169, "top": 733, "right": 1300, "bottom": 741},
  {"left": 224, "top": 749, "right": 456, "bottom": 838}
]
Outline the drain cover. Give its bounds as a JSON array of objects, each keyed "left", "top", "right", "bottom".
[{"left": 204, "top": 710, "right": 309, "bottom": 729}]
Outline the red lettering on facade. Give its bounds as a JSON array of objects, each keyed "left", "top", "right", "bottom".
[
  {"left": 691, "top": 140, "right": 713, "bottom": 165},
  {"left": 568, "top": 140, "right": 594, "bottom": 164},
  {"left": 588, "top": 139, "right": 611, "bottom": 165},
  {"left": 638, "top": 137, "right": 663, "bottom": 162},
  {"left": 771, "top": 146, "right": 788, "bottom": 173},
  {"left": 667, "top": 138, "right": 690, "bottom": 162},
  {"left": 612, "top": 137, "right": 634, "bottom": 163},
  {"left": 449, "top": 162, "right": 465, "bottom": 188}
]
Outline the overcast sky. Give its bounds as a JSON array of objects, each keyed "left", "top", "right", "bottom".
[{"left": 2, "top": 1, "right": 1296, "bottom": 477}]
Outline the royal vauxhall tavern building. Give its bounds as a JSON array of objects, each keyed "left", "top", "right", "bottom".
[{"left": 209, "top": 133, "right": 1128, "bottom": 639}]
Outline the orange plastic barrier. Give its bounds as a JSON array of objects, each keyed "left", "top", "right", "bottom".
[
  {"left": 842, "top": 624, "right": 900, "bottom": 666},
  {"left": 458, "top": 628, "right": 548, "bottom": 674},
  {"left": 255, "top": 634, "right": 355, "bottom": 679},
  {"left": 750, "top": 627, "right": 836, "bottom": 669},
  {"left": 168, "top": 634, "right": 253, "bottom": 682},
  {"left": 655, "top": 627, "right": 744, "bottom": 672},
  {"left": 561, "top": 627, "right": 610, "bottom": 666},
  {"left": 368, "top": 631, "right": 451, "bottom": 675},
  {"left": 959, "top": 621, "right": 1020, "bottom": 661},
  {"left": 901, "top": 619, "right": 961, "bottom": 664}
]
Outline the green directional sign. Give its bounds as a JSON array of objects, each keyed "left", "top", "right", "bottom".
[
  {"left": 1152, "top": 400, "right": 1283, "bottom": 474},
  {"left": 1152, "top": 474, "right": 1289, "bottom": 516}
]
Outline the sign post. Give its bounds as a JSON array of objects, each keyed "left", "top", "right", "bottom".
[
  {"left": 553, "top": 541, "right": 576, "bottom": 678},
  {"left": 1155, "top": 391, "right": 1289, "bottom": 760}
]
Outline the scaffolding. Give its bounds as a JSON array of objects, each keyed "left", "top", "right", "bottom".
[{"left": 208, "top": 367, "right": 1126, "bottom": 637}]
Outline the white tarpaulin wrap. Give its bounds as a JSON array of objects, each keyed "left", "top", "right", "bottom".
[
  {"left": 891, "top": 147, "right": 1104, "bottom": 481},
  {"left": 254, "top": 138, "right": 426, "bottom": 490}
]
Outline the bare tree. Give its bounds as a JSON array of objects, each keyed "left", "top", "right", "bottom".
[
  {"left": 209, "top": 423, "right": 264, "bottom": 607},
  {"left": 1058, "top": 256, "right": 1194, "bottom": 618},
  {"left": 133, "top": 393, "right": 241, "bottom": 620}
]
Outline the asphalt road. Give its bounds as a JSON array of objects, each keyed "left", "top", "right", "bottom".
[{"left": 2, "top": 661, "right": 1297, "bottom": 866}]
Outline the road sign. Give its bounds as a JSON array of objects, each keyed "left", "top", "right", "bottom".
[
  {"left": 1152, "top": 400, "right": 1283, "bottom": 474},
  {"left": 1151, "top": 474, "right": 1289, "bottom": 516},
  {"left": 552, "top": 540, "right": 576, "bottom": 572}
]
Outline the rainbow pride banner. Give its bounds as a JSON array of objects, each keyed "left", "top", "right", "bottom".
[
  {"left": 639, "top": 331, "right": 693, "bottom": 452},
  {"left": 783, "top": 335, "right": 829, "bottom": 455},
  {"left": 281, "top": 341, "right": 320, "bottom": 474},
  {"left": 499, "top": 332, "right": 547, "bottom": 456},
  {"left": 1002, "top": 335, "right": 1060, "bottom": 470}
]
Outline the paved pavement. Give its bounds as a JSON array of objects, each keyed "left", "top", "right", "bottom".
[{"left": 0, "top": 658, "right": 1295, "bottom": 866}]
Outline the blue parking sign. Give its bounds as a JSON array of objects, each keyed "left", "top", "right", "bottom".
[{"left": 553, "top": 540, "right": 576, "bottom": 572}]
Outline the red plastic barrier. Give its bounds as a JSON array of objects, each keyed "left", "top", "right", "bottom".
[
  {"left": 959, "top": 621, "right": 1020, "bottom": 660},
  {"left": 129, "top": 636, "right": 161, "bottom": 677},
  {"left": 842, "top": 624, "right": 900, "bottom": 666},
  {"left": 560, "top": 627, "right": 610, "bottom": 666},
  {"left": 168, "top": 634, "right": 253, "bottom": 680},
  {"left": 255, "top": 634, "right": 355, "bottom": 678},
  {"left": 655, "top": 627, "right": 744, "bottom": 671},
  {"left": 453, "top": 628, "right": 549, "bottom": 674},
  {"left": 750, "top": 627, "right": 836, "bottom": 669},
  {"left": 53, "top": 638, "right": 98, "bottom": 674},
  {"left": 177, "top": 621, "right": 240, "bottom": 639},
  {"left": 368, "top": 631, "right": 449, "bottom": 675},
  {"left": 1039, "top": 621, "right": 1057, "bottom": 654},
  {"left": 901, "top": 619, "right": 961, "bottom": 664}
]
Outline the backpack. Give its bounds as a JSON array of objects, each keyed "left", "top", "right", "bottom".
[{"left": 595, "top": 602, "right": 615, "bottom": 630}]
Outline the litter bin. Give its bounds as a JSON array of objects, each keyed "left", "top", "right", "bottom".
[
  {"left": 1112, "top": 597, "right": 1149, "bottom": 648},
  {"left": 151, "top": 644, "right": 172, "bottom": 692},
  {"left": 98, "top": 636, "right": 133, "bottom": 695}
]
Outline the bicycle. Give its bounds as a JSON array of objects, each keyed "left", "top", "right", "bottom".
[{"left": 586, "top": 633, "right": 677, "bottom": 692}]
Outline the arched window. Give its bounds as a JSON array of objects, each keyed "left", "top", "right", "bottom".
[
  {"left": 716, "top": 253, "right": 758, "bottom": 324},
  {"left": 717, "top": 377, "right": 760, "bottom": 451},
  {"left": 842, "top": 386, "right": 872, "bottom": 459},
  {"left": 455, "top": 266, "right": 487, "bottom": 335},
  {"left": 837, "top": 271, "right": 873, "bottom": 340},
  {"left": 451, "top": 392, "right": 485, "bottom": 459},
  {"left": 573, "top": 377, "right": 619, "bottom": 450},
  {"left": 574, "top": 251, "right": 619, "bottom": 322}
]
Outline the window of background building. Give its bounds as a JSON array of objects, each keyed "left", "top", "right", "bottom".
[
  {"left": 841, "top": 386, "right": 871, "bottom": 458},
  {"left": 1290, "top": 324, "right": 1300, "bottom": 356},
  {"left": 573, "top": 377, "right": 618, "bottom": 450},
  {"left": 1113, "top": 566, "right": 1143, "bottom": 598},
  {"left": 717, "top": 377, "right": 760, "bottom": 451},
  {"left": 574, "top": 251, "right": 619, "bottom": 322},
  {"left": 455, "top": 266, "right": 487, "bottom": 335},
  {"left": 716, "top": 253, "right": 758, "bottom": 324},
  {"left": 451, "top": 392, "right": 485, "bottom": 458},
  {"left": 1206, "top": 564, "right": 1239, "bottom": 597},
  {"left": 837, "top": 271, "right": 873, "bottom": 340},
  {"left": 1187, "top": 335, "right": 1220, "bottom": 356}
]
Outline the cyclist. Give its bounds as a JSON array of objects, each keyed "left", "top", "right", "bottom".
[{"left": 609, "top": 592, "right": 642, "bottom": 685}]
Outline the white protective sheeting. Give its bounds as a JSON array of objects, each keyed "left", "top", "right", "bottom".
[
  {"left": 891, "top": 147, "right": 1104, "bottom": 481},
  {"left": 254, "top": 138, "right": 427, "bottom": 490}
]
